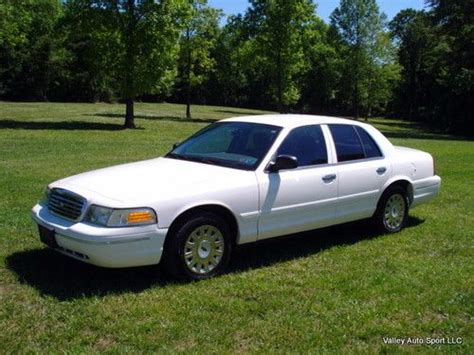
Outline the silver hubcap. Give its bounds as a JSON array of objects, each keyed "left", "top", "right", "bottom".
[
  {"left": 384, "top": 194, "right": 406, "bottom": 230},
  {"left": 184, "top": 225, "right": 225, "bottom": 275}
]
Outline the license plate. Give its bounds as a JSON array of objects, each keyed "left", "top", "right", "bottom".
[{"left": 38, "top": 224, "right": 58, "bottom": 248}]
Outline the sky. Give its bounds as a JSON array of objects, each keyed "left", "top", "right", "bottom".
[{"left": 207, "top": 0, "right": 427, "bottom": 24}]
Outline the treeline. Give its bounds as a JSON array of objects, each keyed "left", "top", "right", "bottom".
[{"left": 0, "top": 0, "right": 472, "bottom": 133}]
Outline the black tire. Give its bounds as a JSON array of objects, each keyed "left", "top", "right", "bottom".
[
  {"left": 162, "top": 211, "right": 232, "bottom": 281},
  {"left": 373, "top": 186, "right": 409, "bottom": 233}
]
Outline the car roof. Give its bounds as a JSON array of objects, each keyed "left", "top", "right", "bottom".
[
  {"left": 222, "top": 114, "right": 394, "bottom": 157},
  {"left": 221, "top": 114, "right": 369, "bottom": 129}
]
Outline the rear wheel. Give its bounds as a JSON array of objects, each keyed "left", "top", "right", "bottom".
[
  {"left": 373, "top": 186, "right": 409, "bottom": 233},
  {"left": 162, "top": 212, "right": 232, "bottom": 280}
]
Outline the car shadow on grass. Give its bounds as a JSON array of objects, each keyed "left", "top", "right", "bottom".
[
  {"left": 229, "top": 216, "right": 424, "bottom": 272},
  {"left": 0, "top": 119, "right": 125, "bottom": 131},
  {"left": 6, "top": 217, "right": 424, "bottom": 301},
  {"left": 91, "top": 113, "right": 217, "bottom": 124},
  {"left": 214, "top": 109, "right": 269, "bottom": 116},
  {"left": 380, "top": 130, "right": 470, "bottom": 141}
]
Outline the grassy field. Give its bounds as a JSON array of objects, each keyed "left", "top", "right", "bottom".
[{"left": 0, "top": 101, "right": 472, "bottom": 353}]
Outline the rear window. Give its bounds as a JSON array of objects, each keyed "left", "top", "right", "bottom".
[
  {"left": 355, "top": 126, "right": 382, "bottom": 158},
  {"left": 329, "top": 124, "right": 365, "bottom": 162}
]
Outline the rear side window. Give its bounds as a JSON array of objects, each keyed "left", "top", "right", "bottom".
[
  {"left": 277, "top": 125, "right": 328, "bottom": 166},
  {"left": 355, "top": 126, "right": 382, "bottom": 158},
  {"left": 329, "top": 124, "right": 365, "bottom": 162}
]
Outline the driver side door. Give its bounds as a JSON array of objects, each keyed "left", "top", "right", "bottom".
[{"left": 256, "top": 125, "right": 338, "bottom": 240}]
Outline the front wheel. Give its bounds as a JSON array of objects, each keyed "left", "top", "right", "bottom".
[
  {"left": 162, "top": 212, "right": 232, "bottom": 280},
  {"left": 373, "top": 186, "right": 409, "bottom": 233}
]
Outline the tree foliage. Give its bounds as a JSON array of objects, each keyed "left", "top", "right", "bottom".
[
  {"left": 390, "top": 9, "right": 434, "bottom": 120},
  {"left": 251, "top": 0, "right": 318, "bottom": 112},
  {"left": 0, "top": 0, "right": 472, "bottom": 134},
  {"left": 427, "top": 0, "right": 473, "bottom": 133},
  {"left": 330, "top": 0, "right": 392, "bottom": 119},
  {"left": 390, "top": 0, "right": 473, "bottom": 133},
  {"left": 64, "top": 0, "right": 188, "bottom": 128},
  {"left": 298, "top": 19, "right": 341, "bottom": 114},
  {"left": 0, "top": 0, "right": 66, "bottom": 100},
  {"left": 176, "top": 0, "right": 221, "bottom": 118}
]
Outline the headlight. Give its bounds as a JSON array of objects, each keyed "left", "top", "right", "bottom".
[{"left": 86, "top": 205, "right": 157, "bottom": 227}]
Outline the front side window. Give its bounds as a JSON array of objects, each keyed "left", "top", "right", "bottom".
[
  {"left": 329, "top": 124, "right": 365, "bottom": 162},
  {"left": 167, "top": 122, "right": 281, "bottom": 170},
  {"left": 277, "top": 125, "right": 328, "bottom": 167}
]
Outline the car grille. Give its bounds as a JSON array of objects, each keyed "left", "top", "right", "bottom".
[{"left": 47, "top": 188, "right": 86, "bottom": 221}]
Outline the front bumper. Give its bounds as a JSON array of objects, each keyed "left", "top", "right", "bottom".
[{"left": 31, "top": 203, "right": 168, "bottom": 268}]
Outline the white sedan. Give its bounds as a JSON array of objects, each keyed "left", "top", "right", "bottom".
[{"left": 31, "top": 115, "right": 441, "bottom": 280}]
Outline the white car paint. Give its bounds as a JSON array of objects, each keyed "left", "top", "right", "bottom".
[{"left": 31, "top": 114, "right": 441, "bottom": 268}]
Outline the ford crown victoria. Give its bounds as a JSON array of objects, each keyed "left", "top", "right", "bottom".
[{"left": 31, "top": 115, "right": 441, "bottom": 280}]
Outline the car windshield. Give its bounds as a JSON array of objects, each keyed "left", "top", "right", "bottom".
[{"left": 166, "top": 122, "right": 282, "bottom": 170}]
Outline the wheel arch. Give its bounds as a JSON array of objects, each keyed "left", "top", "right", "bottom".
[
  {"left": 380, "top": 178, "right": 414, "bottom": 206},
  {"left": 164, "top": 203, "right": 240, "bottom": 248}
]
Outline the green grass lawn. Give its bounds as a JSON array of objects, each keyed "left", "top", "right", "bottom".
[{"left": 0, "top": 102, "right": 472, "bottom": 352}]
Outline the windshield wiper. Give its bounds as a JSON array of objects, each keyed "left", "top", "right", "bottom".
[
  {"left": 166, "top": 153, "right": 219, "bottom": 166},
  {"left": 189, "top": 156, "right": 221, "bottom": 166},
  {"left": 166, "top": 153, "right": 249, "bottom": 169},
  {"left": 165, "top": 152, "right": 187, "bottom": 160}
]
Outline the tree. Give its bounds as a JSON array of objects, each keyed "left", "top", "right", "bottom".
[
  {"left": 178, "top": 0, "right": 220, "bottom": 118},
  {"left": 390, "top": 1, "right": 473, "bottom": 134},
  {"left": 66, "top": 0, "right": 187, "bottom": 128},
  {"left": 298, "top": 18, "right": 342, "bottom": 114},
  {"left": 0, "top": 1, "right": 26, "bottom": 96},
  {"left": 390, "top": 9, "right": 433, "bottom": 120},
  {"left": 330, "top": 0, "right": 387, "bottom": 119},
  {"left": 0, "top": 0, "right": 67, "bottom": 100},
  {"left": 247, "top": 0, "right": 318, "bottom": 112},
  {"left": 206, "top": 15, "right": 253, "bottom": 108},
  {"left": 365, "top": 32, "right": 399, "bottom": 118},
  {"left": 426, "top": 0, "right": 473, "bottom": 133},
  {"left": 57, "top": 1, "right": 120, "bottom": 102}
]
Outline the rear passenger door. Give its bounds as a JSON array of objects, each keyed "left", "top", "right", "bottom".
[{"left": 328, "top": 124, "right": 391, "bottom": 223}]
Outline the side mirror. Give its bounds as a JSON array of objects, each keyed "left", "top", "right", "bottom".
[
  {"left": 267, "top": 155, "right": 298, "bottom": 172},
  {"left": 172, "top": 142, "right": 180, "bottom": 149}
]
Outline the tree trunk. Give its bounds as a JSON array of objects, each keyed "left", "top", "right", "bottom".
[
  {"left": 122, "top": 0, "right": 136, "bottom": 129},
  {"left": 352, "top": 47, "right": 360, "bottom": 120},
  {"left": 185, "top": 27, "right": 192, "bottom": 119},
  {"left": 353, "top": 82, "right": 359, "bottom": 120},
  {"left": 276, "top": 49, "right": 284, "bottom": 113},
  {"left": 366, "top": 79, "right": 371, "bottom": 122},
  {"left": 409, "top": 52, "right": 419, "bottom": 120},
  {"left": 186, "top": 101, "right": 191, "bottom": 119},
  {"left": 277, "top": 83, "right": 283, "bottom": 113},
  {"left": 124, "top": 99, "right": 135, "bottom": 129},
  {"left": 185, "top": 52, "right": 192, "bottom": 119}
]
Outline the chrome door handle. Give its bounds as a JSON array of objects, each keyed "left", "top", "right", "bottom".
[
  {"left": 322, "top": 174, "right": 337, "bottom": 183},
  {"left": 376, "top": 167, "right": 387, "bottom": 175}
]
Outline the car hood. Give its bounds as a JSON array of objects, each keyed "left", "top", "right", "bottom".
[{"left": 51, "top": 157, "right": 249, "bottom": 206}]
